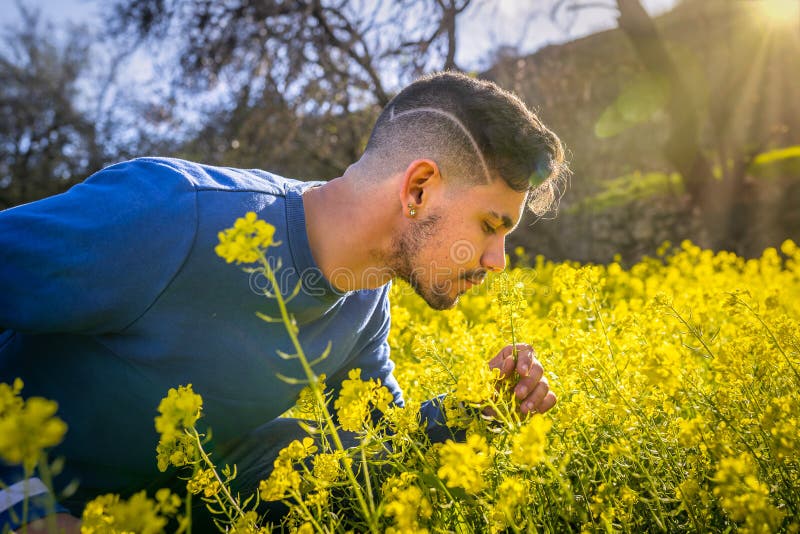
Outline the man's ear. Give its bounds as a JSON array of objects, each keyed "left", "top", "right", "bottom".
[{"left": 400, "top": 159, "right": 441, "bottom": 215}]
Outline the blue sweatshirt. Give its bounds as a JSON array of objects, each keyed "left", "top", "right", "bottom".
[{"left": 0, "top": 158, "right": 432, "bottom": 521}]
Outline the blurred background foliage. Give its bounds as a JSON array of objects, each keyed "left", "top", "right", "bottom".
[{"left": 1, "top": 0, "right": 798, "bottom": 263}]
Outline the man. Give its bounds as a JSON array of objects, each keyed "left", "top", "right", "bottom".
[{"left": 0, "top": 71, "right": 565, "bottom": 531}]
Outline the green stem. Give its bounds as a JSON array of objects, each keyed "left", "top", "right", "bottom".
[
  {"left": 190, "top": 428, "right": 254, "bottom": 529},
  {"left": 185, "top": 488, "right": 193, "bottom": 534},
  {"left": 259, "top": 253, "right": 378, "bottom": 533},
  {"left": 666, "top": 304, "right": 716, "bottom": 360},
  {"left": 359, "top": 441, "right": 376, "bottom": 515},
  {"left": 589, "top": 286, "right": 621, "bottom": 380},
  {"left": 510, "top": 308, "right": 518, "bottom": 362},
  {"left": 406, "top": 440, "right": 457, "bottom": 504},
  {"left": 736, "top": 296, "right": 800, "bottom": 384},
  {"left": 288, "top": 489, "right": 326, "bottom": 533},
  {"left": 21, "top": 465, "right": 30, "bottom": 534},
  {"left": 35, "top": 456, "right": 57, "bottom": 534}
]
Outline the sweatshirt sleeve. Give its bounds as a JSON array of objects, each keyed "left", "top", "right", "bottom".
[
  {"left": 337, "top": 288, "right": 466, "bottom": 442},
  {"left": 0, "top": 158, "right": 198, "bottom": 334},
  {"left": 339, "top": 287, "right": 405, "bottom": 407}
]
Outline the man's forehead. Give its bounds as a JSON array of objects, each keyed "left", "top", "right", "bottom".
[{"left": 455, "top": 178, "right": 526, "bottom": 228}]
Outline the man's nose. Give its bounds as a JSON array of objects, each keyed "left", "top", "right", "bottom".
[{"left": 481, "top": 236, "right": 507, "bottom": 272}]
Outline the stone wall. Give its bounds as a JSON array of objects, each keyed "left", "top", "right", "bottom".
[{"left": 508, "top": 177, "right": 800, "bottom": 265}]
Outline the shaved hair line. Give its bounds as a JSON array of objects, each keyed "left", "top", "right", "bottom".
[{"left": 388, "top": 104, "right": 492, "bottom": 184}]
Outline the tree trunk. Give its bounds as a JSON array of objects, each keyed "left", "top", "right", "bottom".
[{"left": 616, "top": 0, "right": 714, "bottom": 203}]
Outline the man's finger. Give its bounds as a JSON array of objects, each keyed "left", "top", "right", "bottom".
[
  {"left": 520, "top": 379, "right": 550, "bottom": 411},
  {"left": 538, "top": 391, "right": 557, "bottom": 413},
  {"left": 522, "top": 390, "right": 557, "bottom": 415},
  {"left": 515, "top": 348, "right": 543, "bottom": 379},
  {"left": 488, "top": 343, "right": 532, "bottom": 377},
  {"left": 514, "top": 374, "right": 547, "bottom": 401}
]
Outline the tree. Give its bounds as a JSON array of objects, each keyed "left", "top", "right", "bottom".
[
  {"left": 109, "top": 0, "right": 473, "bottom": 178},
  {"left": 0, "top": 7, "right": 100, "bottom": 208},
  {"left": 550, "top": 0, "right": 800, "bottom": 252}
]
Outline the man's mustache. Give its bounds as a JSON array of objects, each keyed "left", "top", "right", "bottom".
[{"left": 460, "top": 269, "right": 488, "bottom": 284}]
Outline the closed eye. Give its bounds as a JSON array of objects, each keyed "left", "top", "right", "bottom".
[{"left": 482, "top": 221, "right": 497, "bottom": 235}]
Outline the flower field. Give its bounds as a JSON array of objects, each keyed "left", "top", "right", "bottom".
[
  {"left": 387, "top": 240, "right": 800, "bottom": 533},
  {"left": 2, "top": 229, "right": 799, "bottom": 533}
]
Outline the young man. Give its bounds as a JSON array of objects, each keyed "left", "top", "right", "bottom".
[{"left": 0, "top": 72, "right": 566, "bottom": 530}]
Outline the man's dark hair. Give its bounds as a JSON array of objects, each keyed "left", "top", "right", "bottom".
[{"left": 363, "top": 71, "right": 568, "bottom": 215}]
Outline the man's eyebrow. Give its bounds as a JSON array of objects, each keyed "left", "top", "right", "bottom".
[{"left": 489, "top": 210, "right": 514, "bottom": 229}]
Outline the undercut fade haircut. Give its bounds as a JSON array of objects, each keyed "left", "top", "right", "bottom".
[{"left": 363, "top": 71, "right": 569, "bottom": 216}]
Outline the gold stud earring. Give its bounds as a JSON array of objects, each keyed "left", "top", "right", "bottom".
[{"left": 408, "top": 203, "right": 416, "bottom": 217}]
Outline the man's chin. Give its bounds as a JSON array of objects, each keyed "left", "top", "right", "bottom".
[
  {"left": 418, "top": 290, "right": 460, "bottom": 311},
  {"left": 401, "top": 273, "right": 460, "bottom": 310},
  {"left": 425, "top": 297, "right": 458, "bottom": 311}
]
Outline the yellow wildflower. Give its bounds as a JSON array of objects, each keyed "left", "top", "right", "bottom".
[
  {"left": 334, "top": 368, "right": 393, "bottom": 431},
  {"left": 155, "top": 432, "right": 195, "bottom": 472},
  {"left": 154, "top": 384, "right": 203, "bottom": 439},
  {"left": 154, "top": 488, "right": 182, "bottom": 515},
  {"left": 312, "top": 452, "right": 346, "bottom": 485},
  {"left": 383, "top": 473, "right": 432, "bottom": 534},
  {"left": 713, "top": 453, "right": 784, "bottom": 532},
  {"left": 259, "top": 438, "right": 314, "bottom": 502},
  {"left": 81, "top": 491, "right": 172, "bottom": 534},
  {"left": 510, "top": 414, "right": 551, "bottom": 467},
  {"left": 454, "top": 365, "right": 499, "bottom": 405},
  {"left": 280, "top": 437, "right": 318, "bottom": 460},
  {"left": 437, "top": 434, "right": 493, "bottom": 494},
  {"left": 187, "top": 468, "right": 221, "bottom": 498},
  {"left": 780, "top": 238, "right": 797, "bottom": 257},
  {"left": 153, "top": 385, "right": 203, "bottom": 472},
  {"left": 215, "top": 211, "right": 277, "bottom": 264},
  {"left": 0, "top": 378, "right": 24, "bottom": 415},
  {"left": 230, "top": 510, "right": 268, "bottom": 533},
  {"left": 0, "top": 382, "right": 67, "bottom": 471},
  {"left": 384, "top": 400, "right": 421, "bottom": 436},
  {"left": 259, "top": 461, "right": 302, "bottom": 501}
]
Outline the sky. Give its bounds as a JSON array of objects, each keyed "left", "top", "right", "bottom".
[
  {"left": 456, "top": 0, "right": 678, "bottom": 67},
  {"left": 0, "top": 0, "right": 678, "bottom": 136},
  {"left": 0, "top": 0, "right": 679, "bottom": 76}
]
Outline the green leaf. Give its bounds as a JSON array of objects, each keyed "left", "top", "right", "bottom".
[{"left": 595, "top": 73, "right": 670, "bottom": 139}]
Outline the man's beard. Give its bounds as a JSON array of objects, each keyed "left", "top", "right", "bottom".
[{"left": 386, "top": 213, "right": 461, "bottom": 311}]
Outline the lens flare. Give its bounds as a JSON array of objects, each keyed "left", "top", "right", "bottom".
[{"left": 757, "top": 0, "right": 800, "bottom": 28}]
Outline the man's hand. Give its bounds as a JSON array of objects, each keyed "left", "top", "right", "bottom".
[
  {"left": 20, "top": 513, "right": 81, "bottom": 534},
  {"left": 488, "top": 343, "right": 557, "bottom": 416}
]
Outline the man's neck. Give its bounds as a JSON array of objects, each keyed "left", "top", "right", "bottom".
[{"left": 302, "top": 173, "right": 396, "bottom": 292}]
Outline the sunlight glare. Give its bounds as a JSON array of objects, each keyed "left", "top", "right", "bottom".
[{"left": 757, "top": 0, "right": 800, "bottom": 27}]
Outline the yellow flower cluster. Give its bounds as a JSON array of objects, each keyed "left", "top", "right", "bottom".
[
  {"left": 333, "top": 368, "right": 393, "bottom": 432},
  {"left": 490, "top": 476, "right": 527, "bottom": 532},
  {"left": 0, "top": 379, "right": 67, "bottom": 471},
  {"left": 384, "top": 239, "right": 800, "bottom": 531},
  {"left": 713, "top": 453, "right": 785, "bottom": 533},
  {"left": 510, "top": 414, "right": 551, "bottom": 467},
  {"left": 382, "top": 472, "right": 432, "bottom": 534},
  {"left": 155, "top": 384, "right": 203, "bottom": 472},
  {"left": 230, "top": 510, "right": 270, "bottom": 533},
  {"left": 453, "top": 364, "right": 499, "bottom": 405},
  {"left": 187, "top": 467, "right": 221, "bottom": 498},
  {"left": 215, "top": 211, "right": 276, "bottom": 264},
  {"left": 384, "top": 400, "right": 421, "bottom": 437},
  {"left": 311, "top": 451, "right": 346, "bottom": 486},
  {"left": 436, "top": 434, "right": 493, "bottom": 494},
  {"left": 155, "top": 384, "right": 203, "bottom": 438},
  {"left": 5, "top": 225, "right": 798, "bottom": 533},
  {"left": 81, "top": 489, "right": 182, "bottom": 534},
  {"left": 259, "top": 437, "right": 317, "bottom": 501}
]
